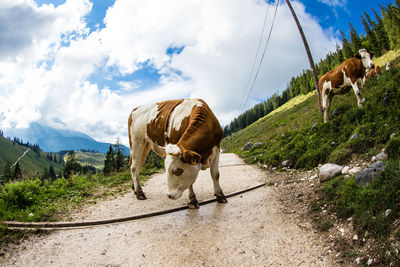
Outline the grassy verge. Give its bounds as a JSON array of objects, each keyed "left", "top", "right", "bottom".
[{"left": 0, "top": 151, "right": 164, "bottom": 247}]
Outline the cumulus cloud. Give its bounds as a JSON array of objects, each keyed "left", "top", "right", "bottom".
[{"left": 0, "top": 0, "right": 339, "bottom": 146}]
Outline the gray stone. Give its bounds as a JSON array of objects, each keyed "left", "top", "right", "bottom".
[
  {"left": 341, "top": 166, "right": 350, "bottom": 175},
  {"left": 253, "top": 142, "right": 264, "bottom": 149},
  {"left": 319, "top": 163, "right": 343, "bottom": 182},
  {"left": 242, "top": 141, "right": 253, "bottom": 151},
  {"left": 350, "top": 133, "right": 359, "bottom": 140},
  {"left": 348, "top": 166, "right": 362, "bottom": 175},
  {"left": 355, "top": 161, "right": 386, "bottom": 186},
  {"left": 376, "top": 151, "right": 388, "bottom": 161},
  {"left": 282, "top": 159, "right": 293, "bottom": 168},
  {"left": 385, "top": 209, "right": 391, "bottom": 217}
]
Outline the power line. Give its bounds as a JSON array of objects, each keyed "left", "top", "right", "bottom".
[
  {"left": 241, "top": 0, "right": 280, "bottom": 113},
  {"left": 240, "top": 3, "right": 270, "bottom": 110}
]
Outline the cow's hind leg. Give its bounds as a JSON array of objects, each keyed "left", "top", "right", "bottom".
[
  {"left": 187, "top": 185, "right": 199, "bottom": 209},
  {"left": 210, "top": 150, "right": 227, "bottom": 203},
  {"left": 130, "top": 141, "right": 150, "bottom": 200}
]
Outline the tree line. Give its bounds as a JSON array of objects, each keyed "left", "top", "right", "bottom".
[{"left": 224, "top": 1, "right": 400, "bottom": 137}]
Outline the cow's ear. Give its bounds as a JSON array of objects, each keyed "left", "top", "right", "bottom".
[
  {"left": 369, "top": 51, "right": 374, "bottom": 58},
  {"left": 354, "top": 53, "right": 361, "bottom": 59},
  {"left": 182, "top": 150, "right": 201, "bottom": 165}
]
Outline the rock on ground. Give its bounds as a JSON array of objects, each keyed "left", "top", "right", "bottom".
[
  {"left": 319, "top": 163, "right": 343, "bottom": 182},
  {"left": 355, "top": 161, "right": 386, "bottom": 186}
]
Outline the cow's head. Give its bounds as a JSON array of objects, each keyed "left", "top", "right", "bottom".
[
  {"left": 355, "top": 48, "right": 375, "bottom": 70},
  {"left": 163, "top": 144, "right": 201, "bottom": 200}
]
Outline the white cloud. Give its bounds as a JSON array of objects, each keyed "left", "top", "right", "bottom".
[
  {"left": 317, "top": 0, "right": 347, "bottom": 8},
  {"left": 0, "top": 0, "right": 339, "bottom": 147}
]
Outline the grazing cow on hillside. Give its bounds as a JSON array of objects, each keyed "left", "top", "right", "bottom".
[
  {"left": 318, "top": 48, "right": 375, "bottom": 122},
  {"left": 364, "top": 65, "right": 382, "bottom": 83},
  {"left": 128, "top": 99, "right": 226, "bottom": 209}
]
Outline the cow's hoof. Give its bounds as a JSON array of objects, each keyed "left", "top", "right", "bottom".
[
  {"left": 188, "top": 199, "right": 199, "bottom": 209},
  {"left": 215, "top": 194, "right": 227, "bottom": 203},
  {"left": 135, "top": 191, "right": 147, "bottom": 200}
]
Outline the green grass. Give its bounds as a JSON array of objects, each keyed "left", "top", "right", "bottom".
[
  {"left": 0, "top": 151, "right": 164, "bottom": 247},
  {"left": 73, "top": 151, "right": 106, "bottom": 170},
  {"left": 222, "top": 62, "right": 400, "bottom": 170}
]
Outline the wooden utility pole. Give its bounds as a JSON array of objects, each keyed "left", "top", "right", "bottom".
[{"left": 285, "top": 0, "right": 322, "bottom": 114}]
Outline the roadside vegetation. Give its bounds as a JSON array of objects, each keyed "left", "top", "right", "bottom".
[
  {"left": 222, "top": 54, "right": 400, "bottom": 265},
  {"left": 0, "top": 150, "right": 164, "bottom": 247}
]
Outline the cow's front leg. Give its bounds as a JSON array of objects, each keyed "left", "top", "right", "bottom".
[
  {"left": 210, "top": 151, "right": 227, "bottom": 203},
  {"left": 187, "top": 185, "right": 199, "bottom": 209},
  {"left": 352, "top": 82, "right": 363, "bottom": 108},
  {"left": 322, "top": 88, "right": 332, "bottom": 123}
]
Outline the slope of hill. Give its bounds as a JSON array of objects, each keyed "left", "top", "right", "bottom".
[
  {"left": 222, "top": 56, "right": 400, "bottom": 169},
  {"left": 72, "top": 151, "right": 106, "bottom": 170},
  {"left": 0, "top": 135, "right": 64, "bottom": 177},
  {"left": 4, "top": 122, "right": 129, "bottom": 154}
]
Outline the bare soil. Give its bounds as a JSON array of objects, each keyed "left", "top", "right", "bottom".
[{"left": 1, "top": 153, "right": 338, "bottom": 266}]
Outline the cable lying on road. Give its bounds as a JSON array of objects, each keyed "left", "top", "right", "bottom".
[{"left": 3, "top": 183, "right": 266, "bottom": 230}]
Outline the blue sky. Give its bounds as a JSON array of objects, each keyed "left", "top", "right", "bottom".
[{"left": 0, "top": 0, "right": 395, "bottom": 145}]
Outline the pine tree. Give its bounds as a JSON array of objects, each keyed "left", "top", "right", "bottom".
[
  {"left": 335, "top": 44, "right": 344, "bottom": 63},
  {"left": 382, "top": 4, "right": 400, "bottom": 49},
  {"left": 361, "top": 15, "right": 380, "bottom": 55},
  {"left": 13, "top": 162, "right": 22, "bottom": 179},
  {"left": 103, "top": 145, "right": 115, "bottom": 175},
  {"left": 340, "top": 31, "right": 353, "bottom": 59},
  {"left": 49, "top": 165, "right": 56, "bottom": 180},
  {"left": 63, "top": 151, "right": 81, "bottom": 178},
  {"left": 115, "top": 147, "right": 126, "bottom": 172},
  {"left": 365, "top": 11, "right": 376, "bottom": 28},
  {"left": 349, "top": 23, "right": 362, "bottom": 53},
  {"left": 373, "top": 8, "right": 390, "bottom": 52}
]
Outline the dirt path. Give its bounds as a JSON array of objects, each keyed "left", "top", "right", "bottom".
[{"left": 2, "top": 153, "right": 335, "bottom": 266}]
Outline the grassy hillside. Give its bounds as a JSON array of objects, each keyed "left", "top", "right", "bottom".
[
  {"left": 222, "top": 57, "right": 400, "bottom": 169},
  {"left": 71, "top": 151, "right": 106, "bottom": 170},
  {"left": 0, "top": 136, "right": 64, "bottom": 177}
]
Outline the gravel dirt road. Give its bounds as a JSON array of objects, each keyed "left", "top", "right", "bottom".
[{"left": 1, "top": 153, "right": 336, "bottom": 266}]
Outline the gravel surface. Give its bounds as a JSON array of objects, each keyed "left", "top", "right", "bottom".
[{"left": 1, "top": 153, "right": 335, "bottom": 266}]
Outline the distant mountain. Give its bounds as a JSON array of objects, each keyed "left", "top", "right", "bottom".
[{"left": 4, "top": 122, "right": 129, "bottom": 154}]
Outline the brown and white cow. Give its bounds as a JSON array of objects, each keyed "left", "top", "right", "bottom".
[
  {"left": 318, "top": 48, "right": 375, "bottom": 122},
  {"left": 128, "top": 99, "right": 226, "bottom": 209},
  {"left": 364, "top": 65, "right": 382, "bottom": 83}
]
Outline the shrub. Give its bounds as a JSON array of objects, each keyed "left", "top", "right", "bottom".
[{"left": 386, "top": 136, "right": 400, "bottom": 160}]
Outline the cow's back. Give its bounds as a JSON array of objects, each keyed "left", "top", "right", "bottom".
[
  {"left": 319, "top": 57, "right": 365, "bottom": 93},
  {"left": 129, "top": 99, "right": 223, "bottom": 164},
  {"left": 174, "top": 99, "right": 223, "bottom": 164}
]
